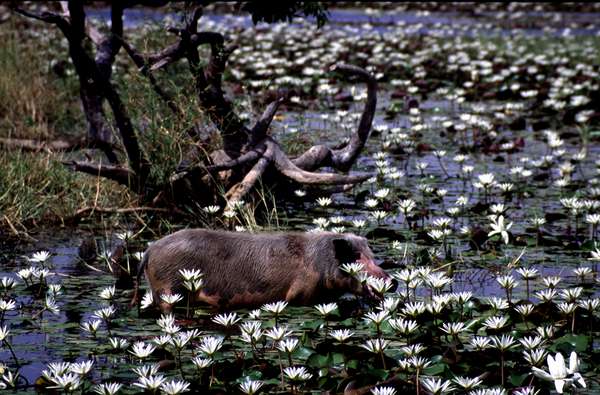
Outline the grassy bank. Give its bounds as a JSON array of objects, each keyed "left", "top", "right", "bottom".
[
  {"left": 0, "top": 150, "right": 131, "bottom": 232},
  {"left": 0, "top": 17, "right": 131, "bottom": 233}
]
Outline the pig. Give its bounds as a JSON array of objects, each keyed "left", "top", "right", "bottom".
[{"left": 132, "top": 229, "right": 389, "bottom": 311}]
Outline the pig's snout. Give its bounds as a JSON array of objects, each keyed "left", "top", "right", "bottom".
[{"left": 359, "top": 253, "right": 389, "bottom": 280}]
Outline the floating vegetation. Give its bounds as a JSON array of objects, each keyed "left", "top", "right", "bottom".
[{"left": 1, "top": 3, "right": 600, "bottom": 395}]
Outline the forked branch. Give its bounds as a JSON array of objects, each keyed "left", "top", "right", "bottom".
[
  {"left": 293, "top": 64, "right": 377, "bottom": 172},
  {"left": 63, "top": 161, "right": 137, "bottom": 189},
  {"left": 269, "top": 139, "right": 371, "bottom": 185}
]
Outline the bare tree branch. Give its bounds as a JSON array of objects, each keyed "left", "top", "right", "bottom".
[
  {"left": 225, "top": 143, "right": 274, "bottom": 206},
  {"left": 74, "top": 205, "right": 174, "bottom": 216},
  {"left": 63, "top": 161, "right": 138, "bottom": 189},
  {"left": 58, "top": 1, "right": 150, "bottom": 185},
  {"left": 119, "top": 38, "right": 181, "bottom": 115},
  {"left": 269, "top": 139, "right": 371, "bottom": 185},
  {"left": 249, "top": 97, "right": 284, "bottom": 146},
  {"left": 95, "top": 3, "right": 124, "bottom": 79},
  {"left": 15, "top": 3, "right": 121, "bottom": 164},
  {"left": 146, "top": 31, "right": 224, "bottom": 71},
  {"left": 330, "top": 64, "right": 377, "bottom": 171},
  {"left": 205, "top": 147, "right": 265, "bottom": 172},
  {"left": 293, "top": 63, "right": 377, "bottom": 172}
]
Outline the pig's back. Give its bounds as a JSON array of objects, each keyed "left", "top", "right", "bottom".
[{"left": 149, "top": 229, "right": 310, "bottom": 299}]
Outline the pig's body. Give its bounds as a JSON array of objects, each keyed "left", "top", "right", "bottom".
[{"left": 135, "top": 229, "right": 387, "bottom": 310}]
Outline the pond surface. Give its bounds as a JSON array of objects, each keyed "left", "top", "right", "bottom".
[{"left": 2, "top": 3, "right": 600, "bottom": 393}]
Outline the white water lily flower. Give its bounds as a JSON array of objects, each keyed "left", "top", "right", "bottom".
[
  {"left": 153, "top": 334, "right": 172, "bottom": 348},
  {"left": 366, "top": 276, "right": 394, "bottom": 294},
  {"left": 239, "top": 379, "right": 264, "bottom": 395},
  {"left": 241, "top": 325, "right": 263, "bottom": 344},
  {"left": 389, "top": 318, "right": 419, "bottom": 335},
  {"left": 28, "top": 250, "right": 51, "bottom": 263},
  {"left": 330, "top": 329, "right": 354, "bottom": 343},
  {"left": 532, "top": 351, "right": 586, "bottom": 393},
  {"left": 262, "top": 301, "right": 288, "bottom": 315},
  {"left": 80, "top": 320, "right": 101, "bottom": 335},
  {"left": 0, "top": 325, "right": 10, "bottom": 342},
  {"left": 47, "top": 284, "right": 62, "bottom": 296},
  {"left": 133, "top": 375, "right": 166, "bottom": 391},
  {"left": 197, "top": 336, "right": 224, "bottom": 357},
  {"left": 140, "top": 292, "right": 154, "bottom": 310},
  {"left": 0, "top": 277, "right": 16, "bottom": 289},
  {"left": 99, "top": 285, "right": 116, "bottom": 301},
  {"left": 352, "top": 219, "right": 367, "bottom": 228},
  {"left": 132, "top": 364, "right": 160, "bottom": 378},
  {"left": 371, "top": 386, "right": 396, "bottom": 395},
  {"left": 129, "top": 341, "right": 156, "bottom": 359},
  {"left": 420, "top": 377, "right": 454, "bottom": 394},
  {"left": 160, "top": 379, "right": 190, "bottom": 394},
  {"left": 212, "top": 312, "right": 241, "bottom": 327},
  {"left": 93, "top": 305, "right": 115, "bottom": 321},
  {"left": 191, "top": 356, "right": 213, "bottom": 369},
  {"left": 46, "top": 372, "right": 82, "bottom": 391},
  {"left": 283, "top": 366, "right": 312, "bottom": 382},
  {"left": 588, "top": 248, "right": 600, "bottom": 261},
  {"left": 340, "top": 262, "right": 365, "bottom": 276},
  {"left": 44, "top": 296, "right": 60, "bottom": 315},
  {"left": 92, "top": 382, "right": 123, "bottom": 395},
  {"left": 315, "top": 302, "right": 338, "bottom": 316},
  {"left": 374, "top": 188, "right": 390, "bottom": 199},
  {"left": 70, "top": 360, "right": 94, "bottom": 375},
  {"left": 264, "top": 325, "right": 293, "bottom": 342},
  {"left": 488, "top": 215, "right": 512, "bottom": 244},
  {"left": 202, "top": 205, "right": 220, "bottom": 214},
  {"left": 108, "top": 337, "right": 129, "bottom": 350},
  {"left": 16, "top": 268, "right": 33, "bottom": 282},
  {"left": 1, "top": 370, "right": 18, "bottom": 388},
  {"left": 0, "top": 299, "right": 16, "bottom": 312},
  {"left": 513, "top": 387, "right": 539, "bottom": 395},
  {"left": 179, "top": 268, "right": 203, "bottom": 282},
  {"left": 452, "top": 375, "right": 482, "bottom": 390},
  {"left": 474, "top": 172, "right": 496, "bottom": 188},
  {"left": 170, "top": 331, "right": 193, "bottom": 350},
  {"left": 276, "top": 338, "right": 299, "bottom": 353},
  {"left": 316, "top": 197, "right": 332, "bottom": 207},
  {"left": 364, "top": 310, "right": 389, "bottom": 325},
  {"left": 361, "top": 338, "right": 389, "bottom": 353},
  {"left": 160, "top": 293, "right": 183, "bottom": 305}
]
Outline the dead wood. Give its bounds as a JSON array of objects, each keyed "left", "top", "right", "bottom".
[{"left": 14, "top": 3, "right": 379, "bottom": 213}]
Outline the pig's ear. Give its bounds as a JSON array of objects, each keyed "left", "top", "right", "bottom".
[{"left": 333, "top": 238, "right": 360, "bottom": 264}]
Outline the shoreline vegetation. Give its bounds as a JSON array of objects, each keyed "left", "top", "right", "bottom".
[
  {"left": 1, "top": 3, "right": 600, "bottom": 393},
  {"left": 2, "top": 3, "right": 600, "bottom": 238}
]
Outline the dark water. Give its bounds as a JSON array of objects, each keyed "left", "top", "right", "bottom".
[
  {"left": 3, "top": 4, "right": 600, "bottom": 389},
  {"left": 85, "top": 6, "right": 600, "bottom": 36}
]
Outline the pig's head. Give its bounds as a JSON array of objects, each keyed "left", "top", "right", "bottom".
[
  {"left": 332, "top": 234, "right": 391, "bottom": 299},
  {"left": 332, "top": 234, "right": 389, "bottom": 279}
]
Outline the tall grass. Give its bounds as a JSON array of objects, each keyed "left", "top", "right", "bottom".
[
  {"left": 0, "top": 151, "right": 131, "bottom": 230},
  {"left": 0, "top": 19, "right": 82, "bottom": 140},
  {"left": 0, "top": 19, "right": 131, "bottom": 232}
]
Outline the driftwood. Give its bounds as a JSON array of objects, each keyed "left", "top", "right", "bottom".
[{"left": 11, "top": 2, "right": 379, "bottom": 211}]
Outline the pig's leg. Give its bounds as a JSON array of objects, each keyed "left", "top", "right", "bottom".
[
  {"left": 195, "top": 291, "right": 221, "bottom": 307},
  {"left": 285, "top": 265, "right": 324, "bottom": 303},
  {"left": 151, "top": 287, "right": 174, "bottom": 314},
  {"left": 285, "top": 279, "right": 316, "bottom": 304}
]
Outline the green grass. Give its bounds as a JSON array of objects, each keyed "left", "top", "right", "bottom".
[
  {"left": 0, "top": 19, "right": 83, "bottom": 140},
  {"left": 0, "top": 150, "right": 130, "bottom": 230}
]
